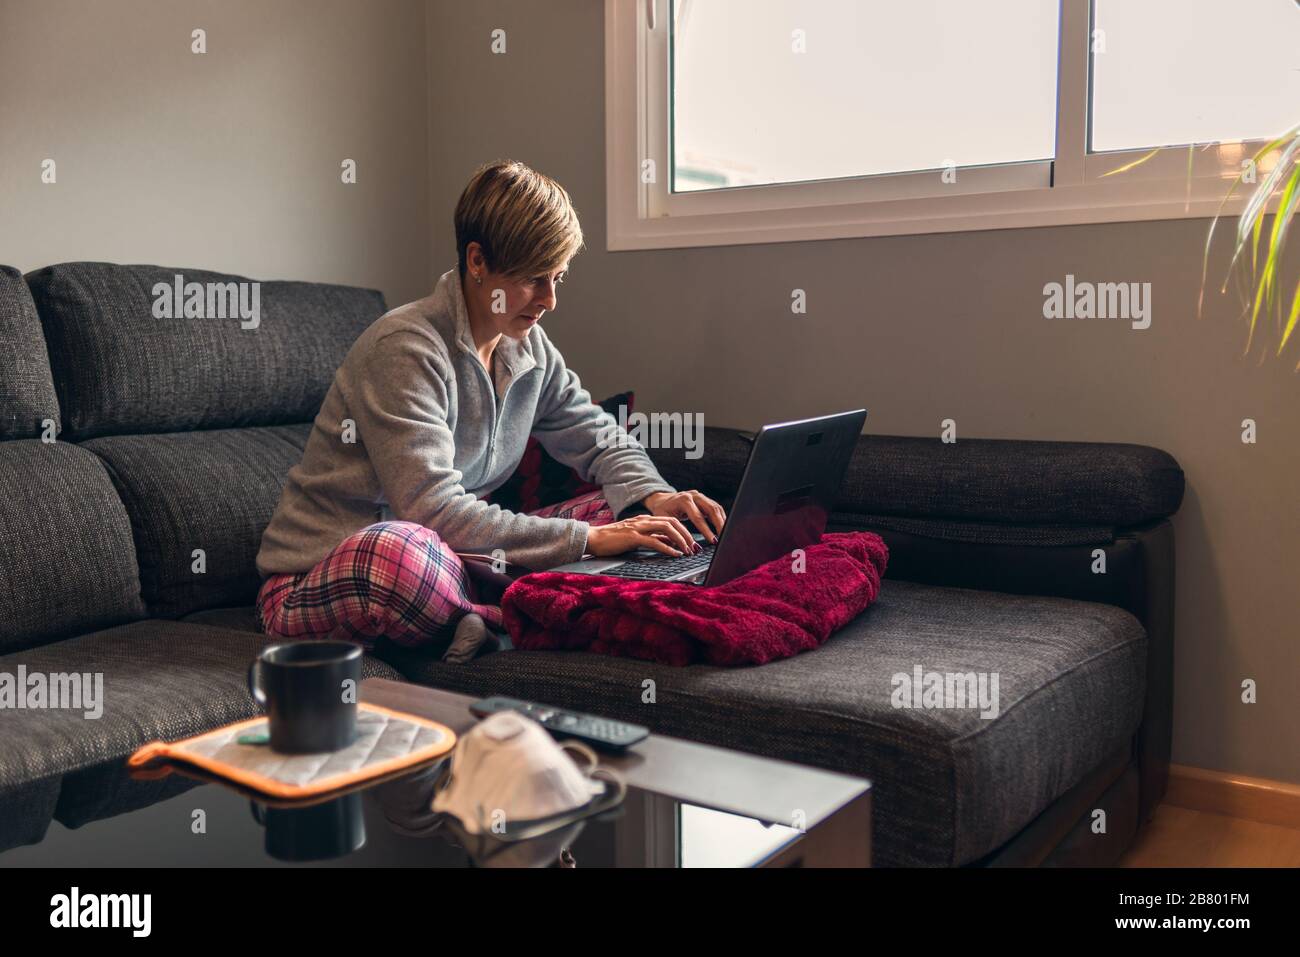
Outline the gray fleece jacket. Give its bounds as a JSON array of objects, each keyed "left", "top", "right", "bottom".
[{"left": 255, "top": 268, "right": 675, "bottom": 576}]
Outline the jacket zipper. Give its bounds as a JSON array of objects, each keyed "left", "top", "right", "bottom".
[
  {"left": 474, "top": 350, "right": 507, "bottom": 481},
  {"left": 486, "top": 366, "right": 526, "bottom": 480}
]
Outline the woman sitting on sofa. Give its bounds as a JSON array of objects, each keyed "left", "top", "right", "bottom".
[{"left": 254, "top": 160, "right": 725, "bottom": 649}]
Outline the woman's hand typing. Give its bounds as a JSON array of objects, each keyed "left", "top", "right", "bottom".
[{"left": 585, "top": 514, "right": 699, "bottom": 558}]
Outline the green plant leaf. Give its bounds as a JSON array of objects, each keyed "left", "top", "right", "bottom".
[
  {"left": 1280, "top": 276, "right": 1300, "bottom": 359},
  {"left": 1264, "top": 163, "right": 1300, "bottom": 328},
  {"left": 1236, "top": 133, "right": 1300, "bottom": 249},
  {"left": 1225, "top": 132, "right": 1300, "bottom": 338},
  {"left": 1198, "top": 160, "right": 1255, "bottom": 317},
  {"left": 1101, "top": 148, "right": 1161, "bottom": 177},
  {"left": 1105, "top": 125, "right": 1300, "bottom": 365}
]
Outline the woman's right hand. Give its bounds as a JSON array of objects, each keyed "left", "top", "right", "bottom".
[{"left": 585, "top": 514, "right": 699, "bottom": 558}]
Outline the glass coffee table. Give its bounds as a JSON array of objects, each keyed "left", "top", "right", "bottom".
[{"left": 0, "top": 679, "right": 871, "bottom": 868}]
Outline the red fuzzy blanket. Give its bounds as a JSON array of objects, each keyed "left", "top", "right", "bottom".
[{"left": 501, "top": 532, "right": 888, "bottom": 667}]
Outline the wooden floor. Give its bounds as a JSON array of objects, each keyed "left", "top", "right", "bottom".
[{"left": 1119, "top": 803, "right": 1300, "bottom": 867}]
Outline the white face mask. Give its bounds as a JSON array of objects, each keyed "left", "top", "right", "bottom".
[{"left": 432, "top": 711, "right": 624, "bottom": 840}]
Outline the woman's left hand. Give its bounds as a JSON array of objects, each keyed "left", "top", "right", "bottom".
[{"left": 642, "top": 490, "right": 727, "bottom": 545}]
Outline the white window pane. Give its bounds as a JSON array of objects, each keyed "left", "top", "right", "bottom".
[
  {"left": 671, "top": 0, "right": 1059, "bottom": 192},
  {"left": 1091, "top": 0, "right": 1300, "bottom": 153}
]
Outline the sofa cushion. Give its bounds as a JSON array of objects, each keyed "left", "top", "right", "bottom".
[
  {"left": 182, "top": 606, "right": 261, "bottom": 633},
  {"left": 0, "top": 777, "right": 61, "bottom": 853},
  {"left": 0, "top": 441, "right": 146, "bottom": 653},
  {"left": 376, "top": 579, "right": 1146, "bottom": 867},
  {"left": 0, "top": 265, "right": 60, "bottom": 440},
  {"left": 82, "top": 424, "right": 311, "bottom": 619},
  {"left": 26, "top": 261, "right": 385, "bottom": 439},
  {"left": 649, "top": 427, "right": 1185, "bottom": 538},
  {"left": 53, "top": 754, "right": 208, "bottom": 833},
  {"left": 0, "top": 620, "right": 402, "bottom": 789}
]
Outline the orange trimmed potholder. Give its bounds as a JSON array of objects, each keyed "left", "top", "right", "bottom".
[{"left": 127, "top": 702, "right": 457, "bottom": 801}]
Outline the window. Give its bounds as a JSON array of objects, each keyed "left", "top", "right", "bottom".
[
  {"left": 1090, "top": 0, "right": 1300, "bottom": 153},
  {"left": 672, "top": 0, "right": 1060, "bottom": 192},
  {"left": 604, "top": 0, "right": 1300, "bottom": 250}
]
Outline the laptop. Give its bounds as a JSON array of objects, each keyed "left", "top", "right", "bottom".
[{"left": 551, "top": 409, "right": 867, "bottom": 586}]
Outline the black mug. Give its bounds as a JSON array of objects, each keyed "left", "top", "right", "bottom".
[
  {"left": 247, "top": 641, "right": 362, "bottom": 753},
  {"left": 250, "top": 793, "right": 366, "bottom": 862}
]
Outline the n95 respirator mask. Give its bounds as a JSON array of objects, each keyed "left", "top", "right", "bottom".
[{"left": 431, "top": 710, "right": 624, "bottom": 840}]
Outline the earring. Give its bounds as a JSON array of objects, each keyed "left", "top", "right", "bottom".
[{"left": 475, "top": 274, "right": 483, "bottom": 285}]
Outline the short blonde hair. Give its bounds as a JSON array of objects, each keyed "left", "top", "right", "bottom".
[{"left": 454, "top": 160, "right": 584, "bottom": 280}]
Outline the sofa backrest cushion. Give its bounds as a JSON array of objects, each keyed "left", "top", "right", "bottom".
[
  {"left": 838, "top": 434, "right": 1185, "bottom": 528},
  {"left": 0, "top": 441, "right": 146, "bottom": 652},
  {"left": 0, "top": 266, "right": 60, "bottom": 440},
  {"left": 81, "top": 424, "right": 312, "bottom": 618},
  {"left": 26, "top": 262, "right": 386, "bottom": 440},
  {"left": 649, "top": 427, "right": 1185, "bottom": 537}
]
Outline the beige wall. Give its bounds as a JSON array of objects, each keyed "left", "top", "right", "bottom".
[
  {"left": 0, "top": 0, "right": 430, "bottom": 307},
  {"left": 427, "top": 1, "right": 1299, "bottom": 783}
]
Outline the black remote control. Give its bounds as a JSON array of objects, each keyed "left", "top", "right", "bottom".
[{"left": 469, "top": 696, "right": 649, "bottom": 752}]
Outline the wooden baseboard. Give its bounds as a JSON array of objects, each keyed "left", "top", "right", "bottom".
[{"left": 1166, "top": 765, "right": 1300, "bottom": 830}]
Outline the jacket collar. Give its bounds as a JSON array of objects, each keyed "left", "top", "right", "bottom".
[{"left": 438, "top": 267, "right": 539, "bottom": 380}]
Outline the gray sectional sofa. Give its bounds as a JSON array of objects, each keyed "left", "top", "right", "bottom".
[{"left": 0, "top": 262, "right": 1184, "bottom": 866}]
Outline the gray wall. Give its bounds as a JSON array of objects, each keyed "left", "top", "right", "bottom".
[
  {"left": 0, "top": 0, "right": 430, "bottom": 307},
  {"left": 428, "top": 0, "right": 1299, "bottom": 783}
]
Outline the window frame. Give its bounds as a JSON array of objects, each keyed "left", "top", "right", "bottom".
[{"left": 604, "top": 0, "right": 1283, "bottom": 251}]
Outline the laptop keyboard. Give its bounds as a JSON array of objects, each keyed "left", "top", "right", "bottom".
[{"left": 602, "top": 544, "right": 716, "bottom": 580}]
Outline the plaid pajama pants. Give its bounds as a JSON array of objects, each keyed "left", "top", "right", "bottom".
[{"left": 255, "top": 490, "right": 615, "bottom": 649}]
